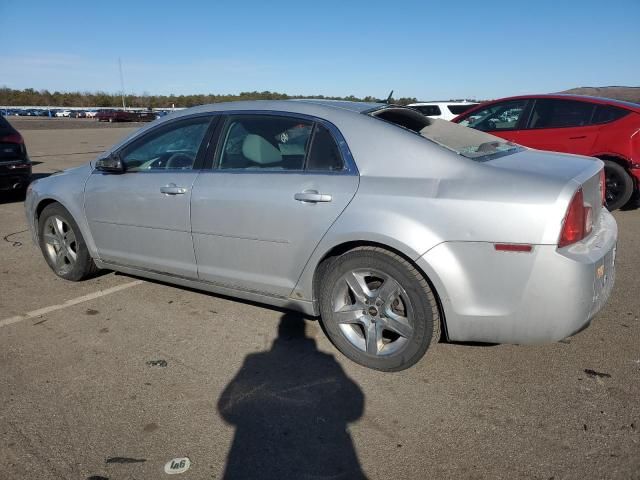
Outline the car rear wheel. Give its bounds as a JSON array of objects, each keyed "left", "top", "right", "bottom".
[
  {"left": 38, "top": 203, "right": 98, "bottom": 281},
  {"left": 603, "top": 160, "right": 633, "bottom": 211},
  {"left": 319, "top": 247, "right": 440, "bottom": 371}
]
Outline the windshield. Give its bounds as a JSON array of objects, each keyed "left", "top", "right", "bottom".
[
  {"left": 370, "top": 107, "right": 520, "bottom": 160},
  {"left": 419, "top": 118, "right": 520, "bottom": 160}
]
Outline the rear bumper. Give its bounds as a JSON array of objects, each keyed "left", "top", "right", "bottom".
[
  {"left": 417, "top": 210, "right": 617, "bottom": 344},
  {"left": 0, "top": 170, "right": 31, "bottom": 191}
]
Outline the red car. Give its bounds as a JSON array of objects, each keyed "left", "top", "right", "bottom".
[{"left": 453, "top": 94, "right": 640, "bottom": 210}]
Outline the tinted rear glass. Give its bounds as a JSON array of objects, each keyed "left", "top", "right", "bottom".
[
  {"left": 592, "top": 105, "right": 630, "bottom": 124},
  {"left": 0, "top": 116, "right": 10, "bottom": 129},
  {"left": 528, "top": 99, "right": 595, "bottom": 128},
  {"left": 447, "top": 104, "right": 476, "bottom": 115}
]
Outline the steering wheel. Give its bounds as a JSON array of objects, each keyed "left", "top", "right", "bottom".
[{"left": 165, "top": 152, "right": 194, "bottom": 169}]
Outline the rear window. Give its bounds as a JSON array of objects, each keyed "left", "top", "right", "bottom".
[
  {"left": 447, "top": 104, "right": 476, "bottom": 115},
  {"left": 0, "top": 116, "right": 9, "bottom": 128},
  {"left": 592, "top": 105, "right": 630, "bottom": 124},
  {"left": 371, "top": 107, "right": 520, "bottom": 160},
  {"left": 411, "top": 105, "right": 442, "bottom": 116}
]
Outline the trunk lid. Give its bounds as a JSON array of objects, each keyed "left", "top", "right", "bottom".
[{"left": 486, "top": 148, "right": 604, "bottom": 223}]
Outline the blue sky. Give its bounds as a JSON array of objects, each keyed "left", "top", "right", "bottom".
[{"left": 1, "top": 0, "right": 638, "bottom": 100}]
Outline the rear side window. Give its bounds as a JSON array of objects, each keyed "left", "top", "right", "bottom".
[
  {"left": 528, "top": 99, "right": 595, "bottom": 129},
  {"left": 412, "top": 105, "right": 442, "bottom": 116},
  {"left": 306, "top": 125, "right": 344, "bottom": 172},
  {"left": 447, "top": 104, "right": 476, "bottom": 115},
  {"left": 592, "top": 105, "right": 630, "bottom": 124},
  {"left": 218, "top": 115, "right": 313, "bottom": 171}
]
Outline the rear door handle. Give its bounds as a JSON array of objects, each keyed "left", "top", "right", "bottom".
[
  {"left": 294, "top": 190, "right": 332, "bottom": 203},
  {"left": 569, "top": 135, "right": 587, "bottom": 140},
  {"left": 160, "top": 183, "right": 187, "bottom": 195}
]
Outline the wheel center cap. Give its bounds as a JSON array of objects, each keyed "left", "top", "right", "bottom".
[{"left": 368, "top": 306, "right": 378, "bottom": 317}]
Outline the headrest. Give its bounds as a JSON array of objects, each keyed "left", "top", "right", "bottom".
[{"left": 242, "top": 134, "right": 282, "bottom": 164}]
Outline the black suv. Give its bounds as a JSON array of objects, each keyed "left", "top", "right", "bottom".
[{"left": 0, "top": 116, "right": 31, "bottom": 193}]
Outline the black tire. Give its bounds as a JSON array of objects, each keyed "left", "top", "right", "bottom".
[
  {"left": 318, "top": 246, "right": 440, "bottom": 372},
  {"left": 603, "top": 160, "right": 634, "bottom": 211},
  {"left": 38, "top": 203, "right": 98, "bottom": 281}
]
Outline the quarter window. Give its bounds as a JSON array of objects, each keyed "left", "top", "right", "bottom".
[
  {"left": 528, "top": 99, "right": 595, "bottom": 129},
  {"left": 306, "top": 125, "right": 344, "bottom": 171},
  {"left": 592, "top": 105, "right": 630, "bottom": 124},
  {"left": 218, "top": 115, "right": 313, "bottom": 171},
  {"left": 458, "top": 100, "right": 528, "bottom": 131},
  {"left": 121, "top": 117, "right": 211, "bottom": 172}
]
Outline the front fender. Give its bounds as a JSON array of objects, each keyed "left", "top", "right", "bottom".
[{"left": 26, "top": 164, "right": 98, "bottom": 258}]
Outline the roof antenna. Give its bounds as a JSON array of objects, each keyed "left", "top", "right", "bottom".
[{"left": 385, "top": 90, "right": 394, "bottom": 104}]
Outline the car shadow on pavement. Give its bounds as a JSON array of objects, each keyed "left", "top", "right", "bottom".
[{"left": 217, "top": 312, "right": 367, "bottom": 480}]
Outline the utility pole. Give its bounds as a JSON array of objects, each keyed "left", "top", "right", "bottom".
[{"left": 119, "top": 57, "right": 126, "bottom": 110}]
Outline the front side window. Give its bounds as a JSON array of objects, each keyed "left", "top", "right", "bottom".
[
  {"left": 218, "top": 115, "right": 313, "bottom": 170},
  {"left": 121, "top": 117, "right": 211, "bottom": 172},
  {"left": 458, "top": 100, "right": 528, "bottom": 131},
  {"left": 528, "top": 99, "right": 595, "bottom": 129}
]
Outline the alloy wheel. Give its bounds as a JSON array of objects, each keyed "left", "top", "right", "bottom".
[
  {"left": 42, "top": 215, "right": 78, "bottom": 275},
  {"left": 332, "top": 268, "right": 414, "bottom": 356}
]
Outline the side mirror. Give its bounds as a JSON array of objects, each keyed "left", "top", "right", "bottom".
[{"left": 95, "top": 153, "right": 125, "bottom": 173}]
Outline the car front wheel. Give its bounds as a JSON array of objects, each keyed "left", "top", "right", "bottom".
[
  {"left": 319, "top": 247, "right": 440, "bottom": 371},
  {"left": 38, "top": 203, "right": 98, "bottom": 281}
]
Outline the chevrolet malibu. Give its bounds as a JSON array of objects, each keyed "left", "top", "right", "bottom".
[{"left": 25, "top": 100, "right": 617, "bottom": 371}]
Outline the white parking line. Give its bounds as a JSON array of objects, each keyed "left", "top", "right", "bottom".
[{"left": 0, "top": 280, "right": 144, "bottom": 328}]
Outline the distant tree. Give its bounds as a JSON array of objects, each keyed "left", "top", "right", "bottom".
[{"left": 0, "top": 86, "right": 421, "bottom": 108}]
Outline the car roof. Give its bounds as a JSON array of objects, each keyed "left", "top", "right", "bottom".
[
  {"left": 476, "top": 94, "right": 640, "bottom": 112},
  {"left": 170, "top": 99, "right": 385, "bottom": 119}
]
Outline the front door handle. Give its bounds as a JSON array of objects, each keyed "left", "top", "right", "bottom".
[
  {"left": 294, "top": 190, "right": 332, "bottom": 203},
  {"left": 569, "top": 135, "right": 587, "bottom": 140},
  {"left": 160, "top": 183, "right": 187, "bottom": 195}
]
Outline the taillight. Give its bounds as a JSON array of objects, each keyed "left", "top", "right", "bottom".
[
  {"left": 558, "top": 188, "right": 592, "bottom": 248},
  {"left": 599, "top": 168, "right": 606, "bottom": 205},
  {"left": 0, "top": 132, "right": 23, "bottom": 144}
]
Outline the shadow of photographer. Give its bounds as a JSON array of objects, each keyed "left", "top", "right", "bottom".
[{"left": 218, "top": 312, "right": 367, "bottom": 479}]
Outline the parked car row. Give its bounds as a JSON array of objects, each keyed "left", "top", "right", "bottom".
[
  {"left": 95, "top": 109, "right": 163, "bottom": 123},
  {"left": 1, "top": 108, "right": 171, "bottom": 120}
]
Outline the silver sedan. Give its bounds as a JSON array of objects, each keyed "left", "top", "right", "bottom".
[{"left": 25, "top": 100, "right": 617, "bottom": 371}]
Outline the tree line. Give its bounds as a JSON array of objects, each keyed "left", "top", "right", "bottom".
[{"left": 0, "top": 87, "right": 418, "bottom": 108}]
